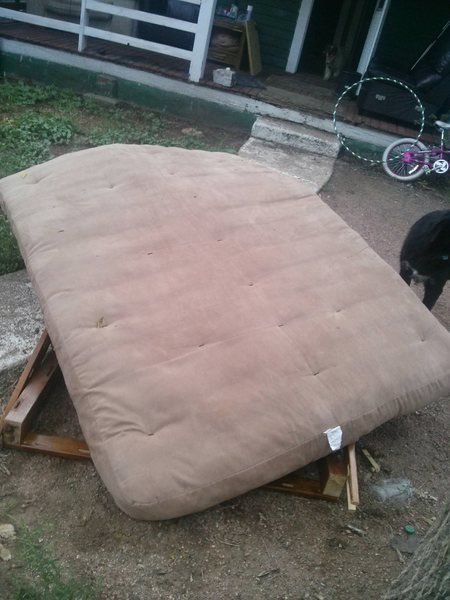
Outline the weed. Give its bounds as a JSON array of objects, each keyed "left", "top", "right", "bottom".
[
  {"left": 0, "top": 112, "right": 74, "bottom": 177},
  {"left": 86, "top": 125, "right": 159, "bottom": 146},
  {"left": 0, "top": 213, "right": 24, "bottom": 275},
  {"left": 10, "top": 524, "right": 99, "bottom": 600},
  {"left": 4, "top": 112, "right": 74, "bottom": 145},
  {"left": 0, "top": 78, "right": 82, "bottom": 112}
]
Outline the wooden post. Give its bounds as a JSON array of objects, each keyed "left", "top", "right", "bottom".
[
  {"left": 78, "top": 0, "right": 89, "bottom": 52},
  {"left": 286, "top": 0, "right": 314, "bottom": 74},
  {"left": 346, "top": 443, "right": 360, "bottom": 509},
  {"left": 356, "top": 0, "right": 391, "bottom": 77},
  {"left": 2, "top": 350, "right": 59, "bottom": 447},
  {"left": 0, "top": 329, "right": 90, "bottom": 461},
  {"left": 0, "top": 330, "right": 51, "bottom": 435},
  {"left": 189, "top": 0, "right": 217, "bottom": 83}
]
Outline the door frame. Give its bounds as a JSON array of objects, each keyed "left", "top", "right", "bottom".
[{"left": 286, "top": 0, "right": 391, "bottom": 75}]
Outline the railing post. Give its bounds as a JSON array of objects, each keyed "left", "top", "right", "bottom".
[
  {"left": 78, "top": 0, "right": 89, "bottom": 52},
  {"left": 357, "top": 0, "right": 391, "bottom": 76},
  {"left": 189, "top": 0, "right": 217, "bottom": 83}
]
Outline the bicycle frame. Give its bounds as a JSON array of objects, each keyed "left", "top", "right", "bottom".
[{"left": 404, "top": 128, "right": 450, "bottom": 173}]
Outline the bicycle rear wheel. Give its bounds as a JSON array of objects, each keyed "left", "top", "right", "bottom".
[{"left": 382, "top": 138, "right": 429, "bottom": 181}]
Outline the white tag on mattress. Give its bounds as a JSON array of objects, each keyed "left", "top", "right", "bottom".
[{"left": 324, "top": 426, "right": 343, "bottom": 451}]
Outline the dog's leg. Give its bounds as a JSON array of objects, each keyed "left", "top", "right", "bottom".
[
  {"left": 423, "top": 278, "right": 445, "bottom": 310},
  {"left": 400, "top": 261, "right": 413, "bottom": 286}
]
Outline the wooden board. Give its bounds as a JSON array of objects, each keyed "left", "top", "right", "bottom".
[
  {"left": 245, "top": 20, "right": 262, "bottom": 76},
  {"left": 265, "top": 451, "right": 349, "bottom": 502}
]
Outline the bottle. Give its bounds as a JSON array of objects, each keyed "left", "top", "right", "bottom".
[
  {"left": 246, "top": 5, "right": 253, "bottom": 21},
  {"left": 228, "top": 4, "right": 238, "bottom": 19}
]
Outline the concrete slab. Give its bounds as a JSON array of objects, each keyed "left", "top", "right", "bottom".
[
  {"left": 239, "top": 138, "right": 335, "bottom": 193},
  {"left": 251, "top": 116, "right": 341, "bottom": 158},
  {"left": 0, "top": 270, "right": 43, "bottom": 378}
]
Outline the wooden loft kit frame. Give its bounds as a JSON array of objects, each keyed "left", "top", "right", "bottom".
[
  {"left": 0, "top": 330, "right": 90, "bottom": 460},
  {"left": 0, "top": 330, "right": 359, "bottom": 509}
]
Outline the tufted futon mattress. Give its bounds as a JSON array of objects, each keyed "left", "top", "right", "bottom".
[{"left": 1, "top": 144, "right": 450, "bottom": 520}]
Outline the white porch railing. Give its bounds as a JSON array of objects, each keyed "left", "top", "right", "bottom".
[{"left": 0, "top": 0, "right": 217, "bottom": 82}]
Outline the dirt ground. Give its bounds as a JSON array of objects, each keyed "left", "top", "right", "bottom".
[{"left": 0, "top": 149, "right": 449, "bottom": 600}]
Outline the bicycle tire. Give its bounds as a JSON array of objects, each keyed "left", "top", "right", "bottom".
[{"left": 382, "top": 138, "right": 429, "bottom": 182}]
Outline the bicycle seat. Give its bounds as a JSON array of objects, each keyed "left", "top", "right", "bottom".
[{"left": 435, "top": 120, "right": 450, "bottom": 130}]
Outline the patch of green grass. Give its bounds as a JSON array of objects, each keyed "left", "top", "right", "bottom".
[
  {"left": 0, "top": 213, "right": 24, "bottom": 275},
  {"left": 10, "top": 525, "right": 99, "bottom": 600},
  {"left": 0, "top": 79, "right": 82, "bottom": 112},
  {"left": 85, "top": 123, "right": 159, "bottom": 146},
  {"left": 0, "top": 112, "right": 75, "bottom": 177}
]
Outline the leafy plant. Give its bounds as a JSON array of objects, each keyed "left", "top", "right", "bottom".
[
  {"left": 8, "top": 113, "right": 75, "bottom": 144},
  {"left": 0, "top": 79, "right": 82, "bottom": 112},
  {"left": 0, "top": 112, "right": 75, "bottom": 177},
  {"left": 86, "top": 125, "right": 159, "bottom": 146},
  {"left": 11, "top": 525, "right": 99, "bottom": 600}
]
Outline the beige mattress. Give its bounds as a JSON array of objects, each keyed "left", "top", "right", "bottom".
[{"left": 1, "top": 144, "right": 450, "bottom": 520}]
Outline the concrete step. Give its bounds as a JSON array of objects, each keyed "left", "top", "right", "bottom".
[
  {"left": 239, "top": 137, "right": 335, "bottom": 193},
  {"left": 251, "top": 116, "right": 340, "bottom": 158}
]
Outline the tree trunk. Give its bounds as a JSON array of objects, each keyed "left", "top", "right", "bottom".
[{"left": 382, "top": 498, "right": 450, "bottom": 600}]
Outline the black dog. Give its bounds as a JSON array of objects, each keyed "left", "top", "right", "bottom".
[{"left": 400, "top": 209, "right": 450, "bottom": 310}]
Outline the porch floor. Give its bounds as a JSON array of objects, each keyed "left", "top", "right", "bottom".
[{"left": 0, "top": 20, "right": 422, "bottom": 139}]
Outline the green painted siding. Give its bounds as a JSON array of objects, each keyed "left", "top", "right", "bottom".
[
  {"left": 251, "top": 0, "right": 301, "bottom": 69},
  {"left": 375, "top": 0, "right": 450, "bottom": 70}
]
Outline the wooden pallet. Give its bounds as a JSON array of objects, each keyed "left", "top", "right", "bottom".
[
  {"left": 265, "top": 444, "right": 359, "bottom": 507},
  {"left": 0, "top": 330, "right": 90, "bottom": 459},
  {"left": 0, "top": 330, "right": 359, "bottom": 506}
]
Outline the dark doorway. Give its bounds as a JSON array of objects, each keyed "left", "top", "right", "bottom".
[{"left": 298, "top": 0, "right": 377, "bottom": 76}]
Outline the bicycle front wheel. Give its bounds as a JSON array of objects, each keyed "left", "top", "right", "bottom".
[{"left": 382, "top": 138, "right": 429, "bottom": 182}]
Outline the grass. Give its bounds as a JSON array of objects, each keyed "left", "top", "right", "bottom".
[
  {"left": 0, "top": 213, "right": 24, "bottom": 275},
  {"left": 3, "top": 522, "right": 99, "bottom": 600},
  {"left": 0, "top": 77, "right": 243, "bottom": 276}
]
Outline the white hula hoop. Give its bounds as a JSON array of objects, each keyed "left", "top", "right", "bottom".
[{"left": 332, "top": 76, "right": 425, "bottom": 164}]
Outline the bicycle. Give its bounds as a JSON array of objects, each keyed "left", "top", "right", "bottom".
[{"left": 382, "top": 120, "right": 450, "bottom": 181}]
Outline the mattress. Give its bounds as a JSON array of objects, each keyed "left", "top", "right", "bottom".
[{"left": 1, "top": 144, "right": 449, "bottom": 520}]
